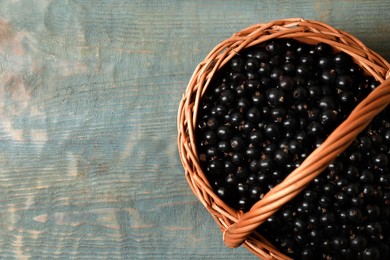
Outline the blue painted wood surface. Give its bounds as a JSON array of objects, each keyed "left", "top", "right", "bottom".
[{"left": 0, "top": 1, "right": 389, "bottom": 259}]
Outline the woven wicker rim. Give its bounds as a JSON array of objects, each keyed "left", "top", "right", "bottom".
[{"left": 177, "top": 18, "right": 390, "bottom": 259}]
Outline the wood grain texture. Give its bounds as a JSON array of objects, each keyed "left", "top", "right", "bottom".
[{"left": 0, "top": 1, "right": 389, "bottom": 259}]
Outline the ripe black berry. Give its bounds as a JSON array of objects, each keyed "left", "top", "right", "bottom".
[
  {"left": 334, "top": 52, "right": 352, "bottom": 68},
  {"left": 265, "top": 41, "right": 281, "bottom": 55},
  {"left": 321, "top": 69, "right": 337, "bottom": 85},
  {"left": 220, "top": 90, "right": 235, "bottom": 106},
  {"left": 204, "top": 130, "right": 218, "bottom": 145},
  {"left": 266, "top": 88, "right": 285, "bottom": 107},
  {"left": 336, "top": 75, "right": 354, "bottom": 90},
  {"left": 318, "top": 56, "right": 332, "bottom": 69},
  {"left": 229, "top": 112, "right": 244, "bottom": 126},
  {"left": 231, "top": 152, "right": 245, "bottom": 165},
  {"left": 264, "top": 123, "right": 281, "bottom": 140},
  {"left": 207, "top": 160, "right": 223, "bottom": 175},
  {"left": 373, "top": 153, "right": 388, "bottom": 169},
  {"left": 238, "top": 97, "right": 251, "bottom": 110},
  {"left": 216, "top": 125, "right": 232, "bottom": 140},
  {"left": 230, "top": 136, "right": 247, "bottom": 152},
  {"left": 230, "top": 57, "right": 244, "bottom": 72},
  {"left": 245, "top": 57, "right": 260, "bottom": 72},
  {"left": 246, "top": 106, "right": 262, "bottom": 123},
  {"left": 245, "top": 146, "right": 260, "bottom": 160}
]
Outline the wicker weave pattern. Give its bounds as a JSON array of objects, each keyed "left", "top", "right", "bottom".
[{"left": 177, "top": 18, "right": 390, "bottom": 259}]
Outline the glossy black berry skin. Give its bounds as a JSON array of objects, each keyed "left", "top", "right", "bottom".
[{"left": 195, "top": 39, "right": 389, "bottom": 259}]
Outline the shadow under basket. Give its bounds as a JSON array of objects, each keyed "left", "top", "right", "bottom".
[{"left": 177, "top": 18, "right": 390, "bottom": 259}]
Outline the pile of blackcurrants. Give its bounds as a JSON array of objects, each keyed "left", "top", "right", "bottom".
[{"left": 195, "top": 39, "right": 389, "bottom": 259}]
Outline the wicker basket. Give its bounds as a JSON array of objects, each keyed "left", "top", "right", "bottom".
[{"left": 177, "top": 18, "right": 390, "bottom": 259}]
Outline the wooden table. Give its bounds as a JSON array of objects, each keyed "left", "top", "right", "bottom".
[{"left": 0, "top": 1, "right": 389, "bottom": 259}]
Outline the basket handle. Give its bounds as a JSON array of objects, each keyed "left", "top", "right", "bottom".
[{"left": 223, "top": 74, "right": 390, "bottom": 248}]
